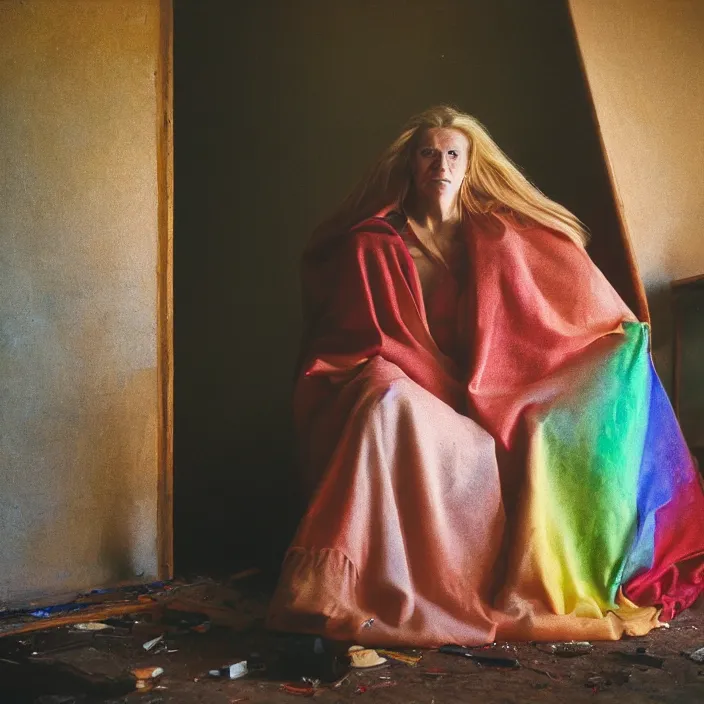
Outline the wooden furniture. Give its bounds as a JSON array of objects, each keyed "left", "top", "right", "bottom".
[{"left": 671, "top": 274, "right": 704, "bottom": 473}]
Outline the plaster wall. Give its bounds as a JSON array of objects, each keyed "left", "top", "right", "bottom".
[
  {"left": 0, "top": 0, "right": 161, "bottom": 603},
  {"left": 569, "top": 0, "right": 704, "bottom": 383}
]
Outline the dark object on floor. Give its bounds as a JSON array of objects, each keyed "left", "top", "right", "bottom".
[
  {"left": 161, "top": 608, "right": 210, "bottom": 633},
  {"left": 0, "top": 655, "right": 136, "bottom": 703},
  {"left": 439, "top": 644, "right": 520, "bottom": 668},
  {"left": 613, "top": 648, "right": 665, "bottom": 668},
  {"left": 585, "top": 670, "right": 632, "bottom": 689},
  {"left": 270, "top": 634, "right": 349, "bottom": 683}
]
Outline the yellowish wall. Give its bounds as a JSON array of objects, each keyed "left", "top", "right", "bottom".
[
  {"left": 0, "top": 0, "right": 161, "bottom": 603},
  {"left": 569, "top": 0, "right": 704, "bottom": 380}
]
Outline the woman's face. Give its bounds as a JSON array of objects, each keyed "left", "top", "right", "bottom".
[{"left": 410, "top": 128, "right": 469, "bottom": 206}]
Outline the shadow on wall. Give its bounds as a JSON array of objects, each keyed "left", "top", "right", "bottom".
[{"left": 173, "top": 0, "right": 636, "bottom": 576}]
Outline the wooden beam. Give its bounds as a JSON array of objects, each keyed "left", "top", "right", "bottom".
[{"left": 156, "top": 0, "right": 174, "bottom": 580}]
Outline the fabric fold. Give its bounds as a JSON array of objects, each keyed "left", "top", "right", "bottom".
[{"left": 268, "top": 213, "right": 704, "bottom": 646}]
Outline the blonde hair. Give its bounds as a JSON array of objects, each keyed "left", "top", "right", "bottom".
[{"left": 314, "top": 105, "right": 588, "bottom": 247}]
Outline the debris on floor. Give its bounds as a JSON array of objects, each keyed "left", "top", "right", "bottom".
[
  {"left": 439, "top": 643, "right": 520, "bottom": 668},
  {"left": 354, "top": 679, "right": 397, "bottom": 694},
  {"left": 614, "top": 646, "right": 665, "bottom": 668},
  {"left": 348, "top": 645, "right": 387, "bottom": 668},
  {"left": 538, "top": 640, "right": 594, "bottom": 657},
  {"left": 686, "top": 645, "right": 704, "bottom": 663},
  {"left": 209, "top": 660, "right": 248, "bottom": 679},
  {"left": 585, "top": 669, "right": 631, "bottom": 690},
  {"left": 0, "top": 572, "right": 703, "bottom": 703},
  {"left": 132, "top": 665, "right": 164, "bottom": 690},
  {"left": 375, "top": 648, "right": 423, "bottom": 666}
]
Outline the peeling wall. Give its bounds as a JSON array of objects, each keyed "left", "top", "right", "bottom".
[
  {"left": 569, "top": 0, "right": 704, "bottom": 385},
  {"left": 0, "top": 0, "right": 161, "bottom": 604}
]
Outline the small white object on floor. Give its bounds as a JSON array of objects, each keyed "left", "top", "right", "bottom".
[
  {"left": 209, "top": 661, "right": 248, "bottom": 679},
  {"left": 142, "top": 634, "right": 165, "bottom": 651},
  {"left": 73, "top": 622, "right": 111, "bottom": 631}
]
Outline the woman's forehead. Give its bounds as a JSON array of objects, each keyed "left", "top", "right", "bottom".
[{"left": 416, "top": 127, "right": 468, "bottom": 149}]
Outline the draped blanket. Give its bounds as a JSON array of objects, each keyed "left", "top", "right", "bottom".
[{"left": 267, "top": 213, "right": 704, "bottom": 646}]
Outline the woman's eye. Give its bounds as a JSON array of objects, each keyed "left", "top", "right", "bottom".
[
  {"left": 448, "top": 150, "right": 459, "bottom": 159},
  {"left": 420, "top": 148, "right": 435, "bottom": 157}
]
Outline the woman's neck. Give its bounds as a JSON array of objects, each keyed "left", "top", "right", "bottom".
[{"left": 404, "top": 195, "right": 462, "bottom": 240}]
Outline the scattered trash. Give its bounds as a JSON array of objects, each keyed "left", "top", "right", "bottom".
[
  {"left": 209, "top": 661, "right": 248, "bottom": 680},
  {"left": 439, "top": 644, "right": 520, "bottom": 668},
  {"left": 419, "top": 666, "right": 488, "bottom": 679},
  {"left": 71, "top": 622, "right": 112, "bottom": 632},
  {"left": 29, "top": 604, "right": 92, "bottom": 619},
  {"left": 133, "top": 667, "right": 165, "bottom": 679},
  {"left": 539, "top": 641, "right": 593, "bottom": 657},
  {"left": 685, "top": 646, "right": 704, "bottom": 663},
  {"left": 280, "top": 682, "right": 316, "bottom": 696},
  {"left": 614, "top": 648, "right": 664, "bottom": 669},
  {"left": 355, "top": 680, "right": 397, "bottom": 694},
  {"left": 331, "top": 672, "right": 350, "bottom": 688},
  {"left": 143, "top": 634, "right": 165, "bottom": 652},
  {"left": 585, "top": 670, "right": 631, "bottom": 690},
  {"left": 103, "top": 616, "right": 139, "bottom": 631},
  {"left": 5, "top": 582, "right": 174, "bottom": 622},
  {"left": 348, "top": 645, "right": 388, "bottom": 669},
  {"left": 524, "top": 665, "right": 562, "bottom": 681},
  {"left": 376, "top": 649, "right": 422, "bottom": 666},
  {"left": 132, "top": 666, "right": 164, "bottom": 690}
]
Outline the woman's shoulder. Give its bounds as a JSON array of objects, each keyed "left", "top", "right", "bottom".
[
  {"left": 303, "top": 214, "right": 405, "bottom": 268},
  {"left": 346, "top": 212, "right": 407, "bottom": 250}
]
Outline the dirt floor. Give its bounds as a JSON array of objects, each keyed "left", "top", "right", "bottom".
[{"left": 1, "top": 575, "right": 703, "bottom": 703}]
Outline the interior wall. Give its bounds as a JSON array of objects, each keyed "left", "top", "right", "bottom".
[
  {"left": 174, "top": 0, "right": 636, "bottom": 574},
  {"left": 0, "top": 0, "right": 162, "bottom": 604},
  {"left": 569, "top": 0, "right": 704, "bottom": 387}
]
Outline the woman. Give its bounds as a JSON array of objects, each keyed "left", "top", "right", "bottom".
[{"left": 267, "top": 106, "right": 704, "bottom": 647}]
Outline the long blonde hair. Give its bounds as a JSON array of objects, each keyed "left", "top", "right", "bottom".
[{"left": 313, "top": 105, "right": 588, "bottom": 247}]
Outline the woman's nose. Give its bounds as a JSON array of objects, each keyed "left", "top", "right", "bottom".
[{"left": 433, "top": 154, "right": 448, "bottom": 171}]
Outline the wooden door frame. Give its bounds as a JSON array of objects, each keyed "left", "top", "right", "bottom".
[{"left": 157, "top": 0, "right": 174, "bottom": 579}]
